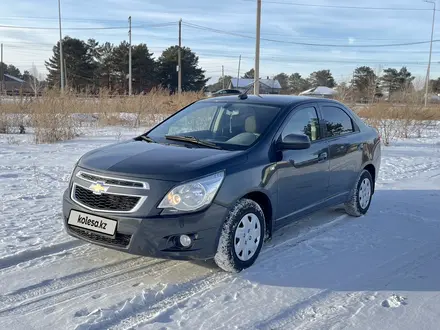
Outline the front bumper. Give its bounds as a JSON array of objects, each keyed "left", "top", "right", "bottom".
[{"left": 62, "top": 190, "right": 228, "bottom": 260}]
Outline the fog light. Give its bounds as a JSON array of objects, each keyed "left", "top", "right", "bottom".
[{"left": 179, "top": 235, "right": 192, "bottom": 247}]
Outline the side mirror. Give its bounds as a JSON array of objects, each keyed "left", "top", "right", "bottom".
[{"left": 279, "top": 133, "right": 311, "bottom": 150}]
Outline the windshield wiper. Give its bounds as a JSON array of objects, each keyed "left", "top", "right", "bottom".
[
  {"left": 165, "top": 135, "right": 222, "bottom": 149},
  {"left": 138, "top": 135, "right": 156, "bottom": 143}
]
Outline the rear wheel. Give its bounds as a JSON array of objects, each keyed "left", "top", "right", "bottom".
[
  {"left": 214, "top": 198, "right": 265, "bottom": 273},
  {"left": 344, "top": 169, "right": 374, "bottom": 217}
]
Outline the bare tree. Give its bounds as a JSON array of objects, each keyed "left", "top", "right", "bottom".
[
  {"left": 334, "top": 80, "right": 354, "bottom": 105},
  {"left": 29, "top": 63, "right": 44, "bottom": 97}
]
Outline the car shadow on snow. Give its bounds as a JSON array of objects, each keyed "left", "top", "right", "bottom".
[
  {"left": 237, "top": 189, "right": 440, "bottom": 293},
  {"left": 48, "top": 189, "right": 440, "bottom": 292}
]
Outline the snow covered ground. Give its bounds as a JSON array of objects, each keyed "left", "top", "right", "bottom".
[{"left": 1, "top": 123, "right": 440, "bottom": 330}]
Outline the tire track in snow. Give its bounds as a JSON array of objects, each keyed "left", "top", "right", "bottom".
[
  {"left": 129, "top": 213, "right": 350, "bottom": 329},
  {"left": 0, "top": 257, "right": 178, "bottom": 316},
  {"left": 77, "top": 213, "right": 351, "bottom": 330},
  {"left": 261, "top": 213, "right": 349, "bottom": 256},
  {"left": 378, "top": 159, "right": 440, "bottom": 184},
  {"left": 75, "top": 273, "right": 230, "bottom": 330},
  {"left": 255, "top": 241, "right": 440, "bottom": 330},
  {"left": 0, "top": 239, "right": 86, "bottom": 271},
  {"left": 1, "top": 255, "right": 144, "bottom": 304}
]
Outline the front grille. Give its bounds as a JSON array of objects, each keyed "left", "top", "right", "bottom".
[
  {"left": 69, "top": 226, "right": 132, "bottom": 248},
  {"left": 74, "top": 185, "right": 140, "bottom": 212},
  {"left": 79, "top": 172, "right": 144, "bottom": 188}
]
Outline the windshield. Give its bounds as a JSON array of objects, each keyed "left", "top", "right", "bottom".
[{"left": 146, "top": 101, "right": 283, "bottom": 150}]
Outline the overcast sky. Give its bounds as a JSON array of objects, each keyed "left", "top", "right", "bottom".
[{"left": 1, "top": 0, "right": 440, "bottom": 85}]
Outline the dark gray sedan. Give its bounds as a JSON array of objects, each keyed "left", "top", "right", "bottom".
[{"left": 62, "top": 94, "right": 381, "bottom": 272}]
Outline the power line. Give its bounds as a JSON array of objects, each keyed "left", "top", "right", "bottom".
[
  {"left": 0, "top": 16, "right": 140, "bottom": 23},
  {"left": 7, "top": 45, "right": 438, "bottom": 66},
  {"left": 2, "top": 20, "right": 439, "bottom": 45},
  {"left": 6, "top": 35, "right": 440, "bottom": 47},
  {"left": 4, "top": 43, "right": 439, "bottom": 65},
  {"left": 5, "top": 45, "right": 440, "bottom": 66},
  {"left": 1, "top": 17, "right": 437, "bottom": 41},
  {"left": 182, "top": 21, "right": 440, "bottom": 48},
  {"left": 225, "top": 32, "right": 440, "bottom": 42},
  {"left": 0, "top": 22, "right": 177, "bottom": 30},
  {"left": 7, "top": 41, "right": 440, "bottom": 54},
  {"left": 240, "top": 0, "right": 440, "bottom": 11},
  {"left": 196, "top": 52, "right": 440, "bottom": 65},
  {"left": 0, "top": 25, "right": 128, "bottom": 30}
]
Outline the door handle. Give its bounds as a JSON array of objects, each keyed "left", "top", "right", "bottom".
[{"left": 318, "top": 152, "right": 328, "bottom": 163}]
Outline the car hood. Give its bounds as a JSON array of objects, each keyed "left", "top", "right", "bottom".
[{"left": 77, "top": 139, "right": 248, "bottom": 182}]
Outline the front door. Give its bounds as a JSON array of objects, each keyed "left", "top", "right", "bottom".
[{"left": 275, "top": 105, "right": 330, "bottom": 223}]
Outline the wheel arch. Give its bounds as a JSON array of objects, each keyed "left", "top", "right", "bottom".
[
  {"left": 362, "top": 163, "right": 376, "bottom": 193},
  {"left": 242, "top": 190, "right": 273, "bottom": 241}
]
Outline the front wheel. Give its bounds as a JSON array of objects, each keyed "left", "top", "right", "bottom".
[
  {"left": 344, "top": 169, "right": 374, "bottom": 217},
  {"left": 214, "top": 198, "right": 265, "bottom": 273}
]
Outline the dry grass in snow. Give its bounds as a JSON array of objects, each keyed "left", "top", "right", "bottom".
[
  {"left": 1, "top": 89, "right": 440, "bottom": 146},
  {"left": 0, "top": 88, "right": 204, "bottom": 143}
]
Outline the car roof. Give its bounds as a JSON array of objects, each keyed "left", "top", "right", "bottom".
[
  {"left": 213, "top": 89, "right": 240, "bottom": 92},
  {"left": 199, "top": 94, "right": 343, "bottom": 107}
]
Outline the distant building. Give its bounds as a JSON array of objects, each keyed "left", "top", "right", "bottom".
[
  {"left": 228, "top": 77, "right": 282, "bottom": 94},
  {"left": 1, "top": 73, "right": 35, "bottom": 96},
  {"left": 299, "top": 86, "right": 338, "bottom": 99}
]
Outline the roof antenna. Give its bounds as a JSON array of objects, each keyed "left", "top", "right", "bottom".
[{"left": 238, "top": 79, "right": 258, "bottom": 100}]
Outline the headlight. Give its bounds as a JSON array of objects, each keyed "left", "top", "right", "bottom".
[
  {"left": 158, "top": 171, "right": 225, "bottom": 213},
  {"left": 67, "top": 158, "right": 80, "bottom": 183}
]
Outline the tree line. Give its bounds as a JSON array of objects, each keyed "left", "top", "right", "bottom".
[
  {"left": 41, "top": 36, "right": 208, "bottom": 94},
  {"left": 207, "top": 66, "right": 422, "bottom": 102},
  {"left": 1, "top": 36, "right": 439, "bottom": 101},
  {"left": 0, "top": 36, "right": 209, "bottom": 94},
  {"left": 206, "top": 68, "right": 336, "bottom": 94}
]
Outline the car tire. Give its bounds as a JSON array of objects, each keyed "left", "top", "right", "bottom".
[
  {"left": 344, "top": 169, "right": 374, "bottom": 217},
  {"left": 214, "top": 198, "right": 265, "bottom": 273}
]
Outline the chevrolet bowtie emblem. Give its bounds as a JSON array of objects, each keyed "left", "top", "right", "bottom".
[{"left": 89, "top": 181, "right": 109, "bottom": 195}]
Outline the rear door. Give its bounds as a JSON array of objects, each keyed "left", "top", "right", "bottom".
[
  {"left": 317, "top": 103, "right": 364, "bottom": 198},
  {"left": 275, "top": 104, "right": 330, "bottom": 222}
]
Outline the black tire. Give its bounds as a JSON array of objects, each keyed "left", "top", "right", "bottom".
[
  {"left": 214, "top": 198, "right": 265, "bottom": 273},
  {"left": 344, "top": 169, "right": 374, "bottom": 217}
]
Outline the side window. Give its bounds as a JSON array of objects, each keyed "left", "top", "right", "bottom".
[
  {"left": 321, "top": 106, "right": 354, "bottom": 137},
  {"left": 281, "top": 107, "right": 320, "bottom": 141}
]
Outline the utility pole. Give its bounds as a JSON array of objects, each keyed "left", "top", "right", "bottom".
[
  {"left": 178, "top": 18, "right": 182, "bottom": 94},
  {"left": 222, "top": 65, "right": 225, "bottom": 89},
  {"left": 424, "top": 0, "right": 436, "bottom": 107},
  {"left": 0, "top": 43, "right": 3, "bottom": 95},
  {"left": 128, "top": 16, "right": 132, "bottom": 96},
  {"left": 64, "top": 58, "right": 68, "bottom": 89},
  {"left": 254, "top": 0, "right": 262, "bottom": 96},
  {"left": 237, "top": 54, "right": 241, "bottom": 89},
  {"left": 58, "top": 0, "right": 64, "bottom": 92}
]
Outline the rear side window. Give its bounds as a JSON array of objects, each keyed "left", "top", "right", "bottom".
[
  {"left": 281, "top": 106, "right": 320, "bottom": 141},
  {"left": 321, "top": 106, "right": 354, "bottom": 137}
]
